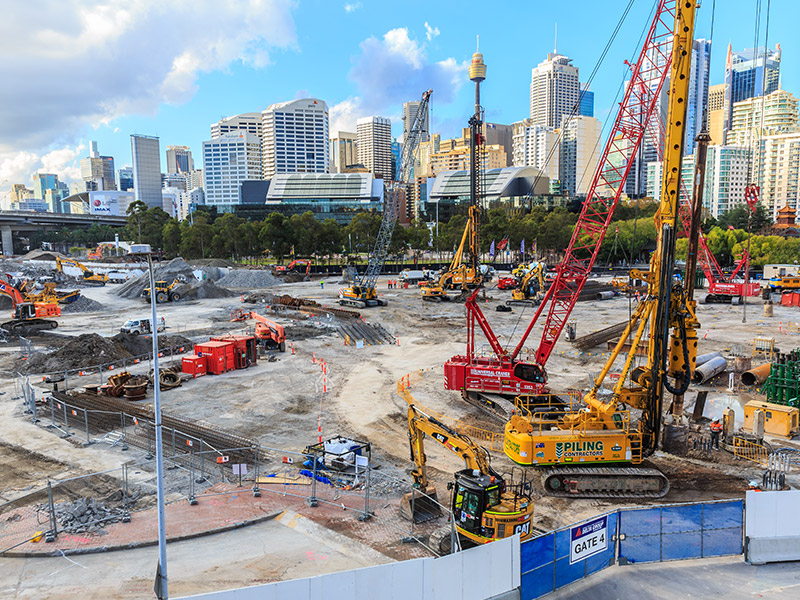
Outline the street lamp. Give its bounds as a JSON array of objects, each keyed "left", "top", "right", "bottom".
[{"left": 144, "top": 251, "right": 168, "bottom": 599}]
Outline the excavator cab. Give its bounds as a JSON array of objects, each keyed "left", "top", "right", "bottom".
[
  {"left": 450, "top": 469, "right": 533, "bottom": 545},
  {"left": 14, "top": 303, "right": 37, "bottom": 321}
]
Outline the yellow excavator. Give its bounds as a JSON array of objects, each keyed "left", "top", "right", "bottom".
[
  {"left": 401, "top": 403, "right": 534, "bottom": 551},
  {"left": 507, "top": 261, "right": 547, "bottom": 306},
  {"left": 55, "top": 257, "right": 108, "bottom": 286},
  {"left": 504, "top": 0, "right": 700, "bottom": 499}
]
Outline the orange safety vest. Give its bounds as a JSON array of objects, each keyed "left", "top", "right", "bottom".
[{"left": 710, "top": 421, "right": 723, "bottom": 433}]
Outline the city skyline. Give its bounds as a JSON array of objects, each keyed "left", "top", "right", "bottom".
[{"left": 1, "top": 0, "right": 796, "bottom": 198}]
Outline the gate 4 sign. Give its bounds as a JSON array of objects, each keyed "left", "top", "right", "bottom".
[{"left": 570, "top": 515, "right": 607, "bottom": 564}]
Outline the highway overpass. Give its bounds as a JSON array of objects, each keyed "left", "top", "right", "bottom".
[{"left": 0, "top": 210, "right": 127, "bottom": 256}]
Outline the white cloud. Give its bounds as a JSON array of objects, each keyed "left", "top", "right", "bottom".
[
  {"left": 0, "top": 143, "right": 84, "bottom": 206},
  {"left": 329, "top": 27, "right": 466, "bottom": 136},
  {"left": 0, "top": 0, "right": 298, "bottom": 153},
  {"left": 424, "top": 22, "right": 440, "bottom": 42},
  {"left": 344, "top": 2, "right": 361, "bottom": 13}
]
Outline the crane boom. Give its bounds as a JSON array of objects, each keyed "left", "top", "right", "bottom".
[{"left": 341, "top": 90, "right": 432, "bottom": 308}]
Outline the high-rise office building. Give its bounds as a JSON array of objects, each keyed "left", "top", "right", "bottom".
[
  {"left": 185, "top": 169, "right": 204, "bottom": 190},
  {"left": 166, "top": 146, "right": 194, "bottom": 173},
  {"left": 403, "top": 100, "right": 430, "bottom": 143},
  {"left": 80, "top": 141, "right": 116, "bottom": 191},
  {"left": 32, "top": 173, "right": 58, "bottom": 200},
  {"left": 428, "top": 144, "right": 507, "bottom": 177},
  {"left": 202, "top": 131, "right": 262, "bottom": 209},
  {"left": 261, "top": 98, "right": 329, "bottom": 179},
  {"left": 118, "top": 167, "right": 134, "bottom": 192},
  {"left": 130, "top": 134, "right": 163, "bottom": 208},
  {"left": 707, "top": 83, "right": 726, "bottom": 145},
  {"left": 579, "top": 84, "right": 594, "bottom": 117},
  {"left": 329, "top": 132, "right": 357, "bottom": 173},
  {"left": 684, "top": 38, "right": 712, "bottom": 155},
  {"left": 211, "top": 113, "right": 262, "bottom": 140},
  {"left": 722, "top": 43, "right": 782, "bottom": 142},
  {"left": 356, "top": 116, "right": 393, "bottom": 179},
  {"left": 529, "top": 52, "right": 580, "bottom": 128},
  {"left": 462, "top": 123, "right": 513, "bottom": 167},
  {"left": 511, "top": 119, "right": 559, "bottom": 182},
  {"left": 559, "top": 115, "right": 602, "bottom": 197}
]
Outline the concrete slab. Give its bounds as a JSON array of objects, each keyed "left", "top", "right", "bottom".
[{"left": 547, "top": 555, "right": 800, "bottom": 599}]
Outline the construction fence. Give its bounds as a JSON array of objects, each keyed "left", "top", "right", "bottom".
[{"left": 520, "top": 499, "right": 744, "bottom": 599}]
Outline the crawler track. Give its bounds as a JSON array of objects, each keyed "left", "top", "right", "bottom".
[{"left": 543, "top": 466, "right": 669, "bottom": 499}]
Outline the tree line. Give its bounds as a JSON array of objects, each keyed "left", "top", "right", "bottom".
[{"left": 28, "top": 199, "right": 800, "bottom": 268}]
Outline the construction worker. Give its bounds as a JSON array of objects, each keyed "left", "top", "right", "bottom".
[
  {"left": 710, "top": 418, "right": 723, "bottom": 450},
  {"left": 320, "top": 280, "right": 324, "bottom": 289}
]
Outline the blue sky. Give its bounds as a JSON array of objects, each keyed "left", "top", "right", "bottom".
[{"left": 1, "top": 0, "right": 797, "bottom": 195}]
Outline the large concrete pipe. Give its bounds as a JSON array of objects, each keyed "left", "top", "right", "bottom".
[
  {"left": 695, "top": 351, "right": 723, "bottom": 367},
  {"left": 692, "top": 356, "right": 728, "bottom": 384},
  {"left": 595, "top": 291, "right": 615, "bottom": 300},
  {"left": 741, "top": 363, "right": 772, "bottom": 386}
]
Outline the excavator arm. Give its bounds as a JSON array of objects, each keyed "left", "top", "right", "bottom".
[
  {"left": 0, "top": 280, "right": 24, "bottom": 307},
  {"left": 407, "top": 404, "right": 491, "bottom": 489}
]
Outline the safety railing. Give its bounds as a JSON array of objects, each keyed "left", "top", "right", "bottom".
[{"left": 732, "top": 436, "right": 770, "bottom": 467}]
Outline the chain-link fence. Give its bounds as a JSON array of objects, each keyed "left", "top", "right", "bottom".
[{"left": 0, "top": 467, "right": 133, "bottom": 555}]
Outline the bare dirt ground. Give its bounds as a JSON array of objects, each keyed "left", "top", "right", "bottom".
[{"left": 1, "top": 269, "right": 799, "bottom": 588}]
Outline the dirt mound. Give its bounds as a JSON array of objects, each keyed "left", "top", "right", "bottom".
[
  {"left": 114, "top": 257, "right": 235, "bottom": 301},
  {"left": 112, "top": 333, "right": 193, "bottom": 356},
  {"left": 19, "top": 249, "right": 67, "bottom": 261},
  {"left": 216, "top": 269, "right": 282, "bottom": 289},
  {"left": 190, "top": 258, "right": 238, "bottom": 268},
  {"left": 21, "top": 333, "right": 132, "bottom": 374},
  {"left": 60, "top": 296, "right": 104, "bottom": 313}
]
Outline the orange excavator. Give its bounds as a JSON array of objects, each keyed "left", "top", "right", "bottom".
[
  {"left": 274, "top": 259, "right": 312, "bottom": 276},
  {"left": 230, "top": 309, "right": 286, "bottom": 352},
  {"left": 0, "top": 280, "right": 60, "bottom": 334}
]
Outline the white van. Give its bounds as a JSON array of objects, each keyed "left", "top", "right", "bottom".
[
  {"left": 120, "top": 316, "right": 166, "bottom": 335},
  {"left": 398, "top": 269, "right": 428, "bottom": 283}
]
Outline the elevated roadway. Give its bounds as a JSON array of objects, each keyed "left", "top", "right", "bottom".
[{"left": 0, "top": 210, "right": 127, "bottom": 256}]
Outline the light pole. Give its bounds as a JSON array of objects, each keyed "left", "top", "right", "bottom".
[{"left": 146, "top": 253, "right": 168, "bottom": 599}]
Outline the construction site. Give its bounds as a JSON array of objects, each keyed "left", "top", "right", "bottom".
[{"left": 2, "top": 1, "right": 799, "bottom": 599}]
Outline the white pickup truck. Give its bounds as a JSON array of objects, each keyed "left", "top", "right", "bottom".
[{"left": 120, "top": 316, "right": 166, "bottom": 335}]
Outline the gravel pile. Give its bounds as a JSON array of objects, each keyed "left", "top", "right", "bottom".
[
  {"left": 112, "top": 332, "right": 193, "bottom": 356},
  {"left": 60, "top": 295, "right": 104, "bottom": 313},
  {"left": 47, "top": 496, "right": 128, "bottom": 534},
  {"left": 22, "top": 333, "right": 132, "bottom": 374},
  {"left": 217, "top": 269, "right": 282, "bottom": 289},
  {"left": 114, "top": 257, "right": 235, "bottom": 300}
]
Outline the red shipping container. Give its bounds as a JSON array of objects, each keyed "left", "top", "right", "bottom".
[
  {"left": 794, "top": 293, "right": 800, "bottom": 307},
  {"left": 782, "top": 293, "right": 793, "bottom": 306},
  {"left": 195, "top": 340, "right": 235, "bottom": 375},
  {"left": 211, "top": 335, "right": 258, "bottom": 369},
  {"left": 182, "top": 356, "right": 207, "bottom": 378}
]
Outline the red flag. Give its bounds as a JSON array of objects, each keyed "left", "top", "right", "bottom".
[
  {"left": 728, "top": 225, "right": 735, "bottom": 231},
  {"left": 497, "top": 237, "right": 509, "bottom": 251}
]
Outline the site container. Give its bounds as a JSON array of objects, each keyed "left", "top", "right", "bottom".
[
  {"left": 744, "top": 400, "right": 799, "bottom": 438},
  {"left": 781, "top": 293, "right": 793, "bottom": 306},
  {"left": 210, "top": 334, "right": 257, "bottom": 369},
  {"left": 194, "top": 340, "right": 235, "bottom": 375},
  {"left": 182, "top": 356, "right": 207, "bottom": 378}
]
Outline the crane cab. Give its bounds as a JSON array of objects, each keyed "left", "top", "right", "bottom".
[{"left": 450, "top": 469, "right": 534, "bottom": 546}]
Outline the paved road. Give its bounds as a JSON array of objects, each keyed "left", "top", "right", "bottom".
[{"left": 550, "top": 555, "right": 800, "bottom": 599}]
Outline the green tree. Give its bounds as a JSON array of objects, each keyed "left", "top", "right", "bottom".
[
  {"left": 259, "top": 212, "right": 293, "bottom": 261},
  {"left": 162, "top": 219, "right": 182, "bottom": 257}
]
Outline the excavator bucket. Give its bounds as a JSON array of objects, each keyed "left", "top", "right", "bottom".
[{"left": 399, "top": 485, "right": 442, "bottom": 523}]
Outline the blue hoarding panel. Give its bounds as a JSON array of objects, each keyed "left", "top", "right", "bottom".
[
  {"left": 662, "top": 531, "right": 702, "bottom": 560},
  {"left": 703, "top": 501, "right": 743, "bottom": 530},
  {"left": 620, "top": 507, "right": 661, "bottom": 536},
  {"left": 661, "top": 504, "right": 702, "bottom": 534},
  {"left": 554, "top": 556, "right": 585, "bottom": 589},
  {"left": 554, "top": 528, "right": 572, "bottom": 559},
  {"left": 520, "top": 564, "right": 555, "bottom": 599},
  {"left": 619, "top": 531, "right": 661, "bottom": 563},
  {"left": 584, "top": 512, "right": 617, "bottom": 576},
  {"left": 703, "top": 528, "right": 743, "bottom": 557},
  {"left": 521, "top": 533, "right": 554, "bottom": 574}
]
